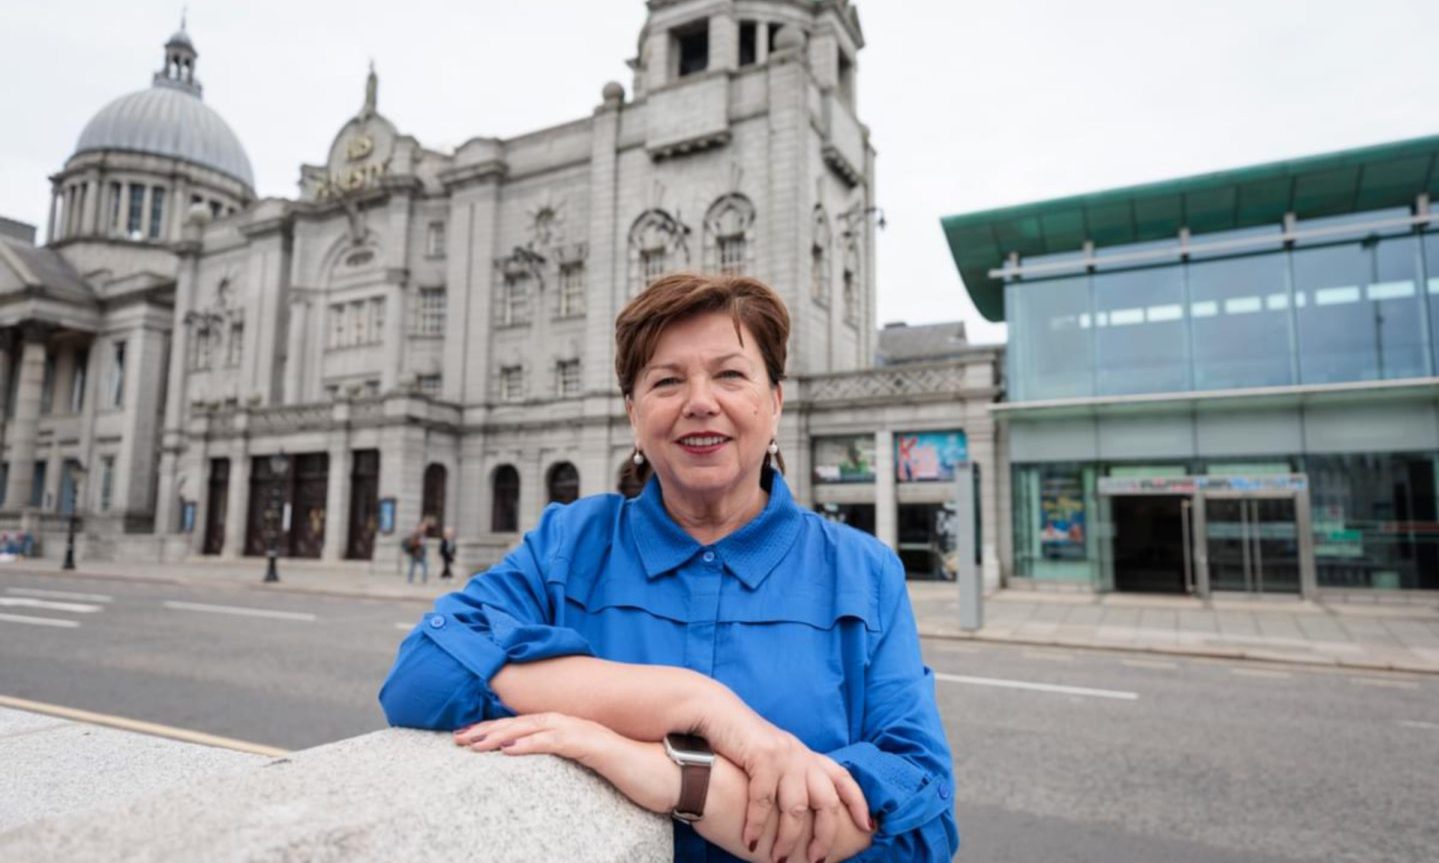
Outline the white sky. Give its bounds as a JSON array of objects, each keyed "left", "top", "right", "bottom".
[{"left": 4, "top": 0, "right": 1438, "bottom": 345}]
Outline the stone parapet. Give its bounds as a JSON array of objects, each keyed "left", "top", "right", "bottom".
[{"left": 0, "top": 710, "right": 671, "bottom": 862}]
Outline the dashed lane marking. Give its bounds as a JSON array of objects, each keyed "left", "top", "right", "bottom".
[
  {"left": 0, "top": 597, "right": 104, "bottom": 614},
  {"left": 935, "top": 672, "right": 1139, "bottom": 701},
  {"left": 163, "top": 600, "right": 316, "bottom": 622},
  {"left": 0, "top": 612, "right": 80, "bottom": 628},
  {"left": 0, "top": 694, "right": 288, "bottom": 757},
  {"left": 1397, "top": 720, "right": 1439, "bottom": 731},
  {"left": 395, "top": 622, "right": 414, "bottom": 631},
  {"left": 1350, "top": 676, "right": 1420, "bottom": 690},
  {"left": 5, "top": 587, "right": 113, "bottom": 603}
]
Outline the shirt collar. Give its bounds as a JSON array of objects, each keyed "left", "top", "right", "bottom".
[{"left": 629, "top": 469, "right": 803, "bottom": 590}]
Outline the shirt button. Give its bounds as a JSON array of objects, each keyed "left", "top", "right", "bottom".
[
  {"left": 938, "top": 782, "right": 951, "bottom": 800},
  {"left": 428, "top": 615, "right": 445, "bottom": 629},
  {"left": 702, "top": 551, "right": 715, "bottom": 563}
]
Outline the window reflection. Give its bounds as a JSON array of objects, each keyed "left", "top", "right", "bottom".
[
  {"left": 1093, "top": 266, "right": 1188, "bottom": 395},
  {"left": 1007, "top": 276, "right": 1093, "bottom": 400},
  {"left": 1189, "top": 252, "right": 1293, "bottom": 389}
]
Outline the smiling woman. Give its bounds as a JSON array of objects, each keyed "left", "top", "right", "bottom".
[{"left": 380, "top": 273, "right": 958, "bottom": 863}]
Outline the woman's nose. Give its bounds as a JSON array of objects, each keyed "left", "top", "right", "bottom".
[{"left": 682, "top": 379, "right": 719, "bottom": 416}]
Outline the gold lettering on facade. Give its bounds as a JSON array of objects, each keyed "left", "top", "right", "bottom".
[
  {"left": 315, "top": 162, "right": 387, "bottom": 201},
  {"left": 346, "top": 134, "right": 374, "bottom": 162}
]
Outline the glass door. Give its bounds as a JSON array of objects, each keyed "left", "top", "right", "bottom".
[{"left": 1204, "top": 496, "right": 1300, "bottom": 594}]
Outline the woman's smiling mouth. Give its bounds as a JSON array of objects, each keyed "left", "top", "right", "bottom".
[{"left": 676, "top": 434, "right": 731, "bottom": 454}]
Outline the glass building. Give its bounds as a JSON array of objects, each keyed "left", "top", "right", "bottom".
[{"left": 943, "top": 135, "right": 1439, "bottom": 597}]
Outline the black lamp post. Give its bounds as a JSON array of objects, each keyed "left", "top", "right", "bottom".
[
  {"left": 61, "top": 462, "right": 86, "bottom": 571},
  {"left": 263, "top": 452, "right": 289, "bottom": 583}
]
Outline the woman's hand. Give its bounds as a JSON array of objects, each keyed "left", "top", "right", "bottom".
[
  {"left": 454, "top": 713, "right": 679, "bottom": 815},
  {"left": 700, "top": 713, "right": 871, "bottom": 862}
]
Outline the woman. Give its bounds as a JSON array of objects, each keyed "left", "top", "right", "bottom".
[{"left": 380, "top": 274, "right": 957, "bottom": 862}]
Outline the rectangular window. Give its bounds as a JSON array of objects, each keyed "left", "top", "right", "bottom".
[
  {"left": 108, "top": 182, "right": 122, "bottom": 233},
  {"left": 364, "top": 379, "right": 381, "bottom": 398},
  {"left": 99, "top": 455, "right": 115, "bottom": 512},
  {"left": 837, "top": 49, "right": 856, "bottom": 107},
  {"left": 718, "top": 235, "right": 746, "bottom": 275},
  {"left": 109, "top": 341, "right": 126, "bottom": 408},
  {"left": 149, "top": 186, "right": 166, "bottom": 239},
  {"left": 416, "top": 287, "right": 447, "bottom": 335},
  {"left": 558, "top": 263, "right": 585, "bottom": 317},
  {"left": 1189, "top": 252, "right": 1293, "bottom": 391},
  {"left": 416, "top": 374, "right": 442, "bottom": 396},
  {"left": 39, "top": 353, "right": 55, "bottom": 415},
  {"left": 739, "top": 20, "right": 758, "bottom": 66},
  {"left": 60, "top": 458, "right": 81, "bottom": 515},
  {"left": 208, "top": 200, "right": 222, "bottom": 219},
  {"left": 501, "top": 274, "right": 529, "bottom": 326},
  {"left": 426, "top": 221, "right": 446, "bottom": 257},
  {"left": 641, "top": 248, "right": 667, "bottom": 284},
  {"left": 70, "top": 348, "right": 88, "bottom": 414},
  {"left": 811, "top": 244, "right": 829, "bottom": 305},
  {"left": 0, "top": 463, "right": 7, "bottom": 506},
  {"left": 329, "top": 304, "right": 346, "bottom": 348},
  {"left": 842, "top": 267, "right": 858, "bottom": 326},
  {"left": 1093, "top": 266, "right": 1189, "bottom": 396},
  {"left": 227, "top": 320, "right": 243, "bottom": 366},
  {"left": 351, "top": 300, "right": 367, "bottom": 345},
  {"left": 30, "top": 462, "right": 46, "bottom": 508},
  {"left": 126, "top": 184, "right": 144, "bottom": 237},
  {"left": 557, "top": 359, "right": 581, "bottom": 397},
  {"left": 369, "top": 297, "right": 385, "bottom": 343},
  {"left": 675, "top": 21, "right": 709, "bottom": 77},
  {"left": 500, "top": 366, "right": 524, "bottom": 402}
]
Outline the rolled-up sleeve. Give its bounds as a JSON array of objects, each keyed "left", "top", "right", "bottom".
[
  {"left": 378, "top": 504, "right": 595, "bottom": 730},
  {"left": 826, "top": 557, "right": 959, "bottom": 861}
]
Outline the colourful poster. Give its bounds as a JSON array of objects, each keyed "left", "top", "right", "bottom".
[
  {"left": 894, "top": 431, "right": 968, "bottom": 482},
  {"left": 813, "top": 435, "right": 877, "bottom": 484},
  {"left": 1039, "top": 474, "right": 1085, "bottom": 557}
]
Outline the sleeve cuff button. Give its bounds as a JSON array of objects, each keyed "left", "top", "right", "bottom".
[{"left": 428, "top": 615, "right": 445, "bottom": 629}]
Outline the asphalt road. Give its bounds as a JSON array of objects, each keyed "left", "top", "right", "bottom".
[{"left": 3, "top": 570, "right": 1437, "bottom": 863}]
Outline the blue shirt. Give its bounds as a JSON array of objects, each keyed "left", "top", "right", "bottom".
[{"left": 380, "top": 472, "right": 959, "bottom": 862}]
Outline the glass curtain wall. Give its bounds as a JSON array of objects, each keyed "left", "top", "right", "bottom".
[
  {"left": 1012, "top": 462, "right": 1098, "bottom": 583},
  {"left": 1007, "top": 222, "right": 1439, "bottom": 401}
]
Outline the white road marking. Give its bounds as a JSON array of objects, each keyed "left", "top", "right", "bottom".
[
  {"left": 6, "top": 587, "right": 113, "bottom": 603},
  {"left": 163, "top": 600, "right": 316, "bottom": 622},
  {"left": 0, "top": 597, "right": 103, "bottom": 614},
  {"left": 0, "top": 694, "right": 287, "bottom": 757},
  {"left": 395, "top": 622, "right": 415, "bottom": 631},
  {"left": 1121, "top": 658, "right": 1178, "bottom": 670},
  {"left": 0, "top": 612, "right": 80, "bottom": 628},
  {"left": 1230, "top": 668, "right": 1292, "bottom": 679},
  {"left": 1350, "top": 676, "right": 1419, "bottom": 690},
  {"left": 935, "top": 672, "right": 1139, "bottom": 701},
  {"left": 1397, "top": 720, "right": 1439, "bottom": 731},
  {"left": 1022, "top": 649, "right": 1075, "bottom": 662}
]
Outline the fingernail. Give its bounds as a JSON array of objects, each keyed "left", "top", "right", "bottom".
[
  {"left": 868, "top": 815, "right": 876, "bottom": 831},
  {"left": 749, "top": 841, "right": 758, "bottom": 853},
  {"left": 471, "top": 734, "right": 487, "bottom": 744},
  {"left": 499, "top": 740, "right": 516, "bottom": 749},
  {"left": 777, "top": 857, "right": 787, "bottom": 863}
]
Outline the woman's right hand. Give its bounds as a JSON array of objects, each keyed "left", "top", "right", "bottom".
[{"left": 700, "top": 711, "right": 871, "bottom": 862}]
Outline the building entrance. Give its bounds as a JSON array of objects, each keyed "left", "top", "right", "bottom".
[
  {"left": 1111, "top": 495, "right": 1190, "bottom": 593},
  {"left": 1099, "top": 475, "right": 1317, "bottom": 598}
]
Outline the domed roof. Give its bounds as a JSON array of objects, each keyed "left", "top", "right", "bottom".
[{"left": 70, "top": 27, "right": 254, "bottom": 191}]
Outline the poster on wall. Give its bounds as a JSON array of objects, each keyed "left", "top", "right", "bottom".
[
  {"left": 894, "top": 431, "right": 968, "bottom": 482},
  {"left": 813, "top": 435, "right": 877, "bottom": 484},
  {"left": 1039, "top": 473, "right": 1086, "bottom": 559},
  {"left": 377, "top": 497, "right": 397, "bottom": 535}
]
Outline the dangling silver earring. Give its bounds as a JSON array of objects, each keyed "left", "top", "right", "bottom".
[
  {"left": 632, "top": 449, "right": 645, "bottom": 466},
  {"left": 767, "top": 440, "right": 779, "bottom": 456}
]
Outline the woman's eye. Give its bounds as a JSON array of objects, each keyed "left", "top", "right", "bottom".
[
  {"left": 653, "top": 377, "right": 680, "bottom": 388},
  {"left": 718, "top": 369, "right": 745, "bottom": 379}
]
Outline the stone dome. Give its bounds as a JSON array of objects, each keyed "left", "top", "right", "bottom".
[{"left": 71, "top": 28, "right": 254, "bottom": 191}]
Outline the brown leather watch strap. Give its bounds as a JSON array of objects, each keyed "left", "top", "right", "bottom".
[{"left": 674, "top": 761, "right": 711, "bottom": 822}]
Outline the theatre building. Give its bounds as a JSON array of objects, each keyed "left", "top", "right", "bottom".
[{"left": 945, "top": 136, "right": 1439, "bottom": 598}]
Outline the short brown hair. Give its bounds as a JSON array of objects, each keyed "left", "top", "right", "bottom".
[{"left": 614, "top": 273, "right": 790, "bottom": 398}]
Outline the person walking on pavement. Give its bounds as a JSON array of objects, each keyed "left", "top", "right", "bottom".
[
  {"left": 405, "top": 521, "right": 429, "bottom": 585},
  {"left": 439, "top": 526, "right": 456, "bottom": 580}
]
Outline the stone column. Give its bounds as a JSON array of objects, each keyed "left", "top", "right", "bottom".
[
  {"left": 223, "top": 414, "right": 251, "bottom": 557},
  {"left": 321, "top": 401, "right": 351, "bottom": 562},
  {"left": 283, "top": 297, "right": 309, "bottom": 404},
  {"left": 874, "top": 429, "right": 896, "bottom": 552},
  {"left": 0, "top": 329, "right": 15, "bottom": 426},
  {"left": 4, "top": 327, "right": 49, "bottom": 511},
  {"left": 156, "top": 223, "right": 203, "bottom": 534},
  {"left": 519, "top": 449, "right": 545, "bottom": 533}
]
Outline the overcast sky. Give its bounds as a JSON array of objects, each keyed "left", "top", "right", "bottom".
[{"left": 4, "top": 0, "right": 1438, "bottom": 345}]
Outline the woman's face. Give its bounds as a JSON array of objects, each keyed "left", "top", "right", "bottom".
[{"left": 626, "top": 311, "right": 782, "bottom": 507}]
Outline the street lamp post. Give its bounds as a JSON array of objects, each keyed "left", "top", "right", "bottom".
[
  {"left": 263, "top": 452, "right": 290, "bottom": 584},
  {"left": 61, "top": 462, "right": 86, "bottom": 571}
]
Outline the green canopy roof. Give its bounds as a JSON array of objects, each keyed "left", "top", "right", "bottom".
[{"left": 941, "top": 134, "right": 1439, "bottom": 322}]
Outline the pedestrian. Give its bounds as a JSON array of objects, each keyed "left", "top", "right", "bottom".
[
  {"left": 404, "top": 521, "right": 428, "bottom": 585},
  {"left": 439, "top": 526, "right": 456, "bottom": 580}
]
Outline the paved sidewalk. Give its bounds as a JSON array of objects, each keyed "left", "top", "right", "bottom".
[
  {"left": 7, "top": 557, "right": 1439, "bottom": 674},
  {"left": 907, "top": 582, "right": 1439, "bottom": 675}
]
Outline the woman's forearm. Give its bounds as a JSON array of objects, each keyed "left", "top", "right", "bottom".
[
  {"left": 586, "top": 738, "right": 871, "bottom": 863},
  {"left": 490, "top": 655, "right": 743, "bottom": 741}
]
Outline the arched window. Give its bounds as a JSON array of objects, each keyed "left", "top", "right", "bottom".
[
  {"left": 491, "top": 465, "right": 520, "bottom": 532},
  {"left": 703, "top": 194, "right": 756, "bottom": 276},
  {"left": 628, "top": 209, "right": 690, "bottom": 295},
  {"left": 811, "top": 206, "right": 832, "bottom": 305},
  {"left": 422, "top": 463, "right": 446, "bottom": 537},
  {"left": 617, "top": 459, "right": 646, "bottom": 498},
  {"left": 547, "top": 462, "right": 580, "bottom": 505}
]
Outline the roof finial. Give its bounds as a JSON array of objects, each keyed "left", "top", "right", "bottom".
[
  {"left": 363, "top": 60, "right": 378, "bottom": 117},
  {"left": 181, "top": 6, "right": 187, "bottom": 30}
]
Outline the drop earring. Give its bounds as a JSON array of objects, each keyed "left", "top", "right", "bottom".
[
  {"left": 633, "top": 449, "right": 645, "bottom": 466},
  {"left": 767, "top": 440, "right": 779, "bottom": 456}
]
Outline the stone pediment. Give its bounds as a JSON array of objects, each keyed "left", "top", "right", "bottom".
[{"left": 0, "top": 238, "right": 98, "bottom": 308}]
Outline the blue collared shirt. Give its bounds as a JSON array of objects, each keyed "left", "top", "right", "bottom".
[{"left": 380, "top": 472, "right": 958, "bottom": 862}]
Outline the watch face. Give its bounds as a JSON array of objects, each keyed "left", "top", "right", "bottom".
[{"left": 665, "top": 733, "right": 715, "bottom": 765}]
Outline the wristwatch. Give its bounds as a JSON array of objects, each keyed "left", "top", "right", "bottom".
[{"left": 663, "top": 732, "right": 714, "bottom": 822}]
